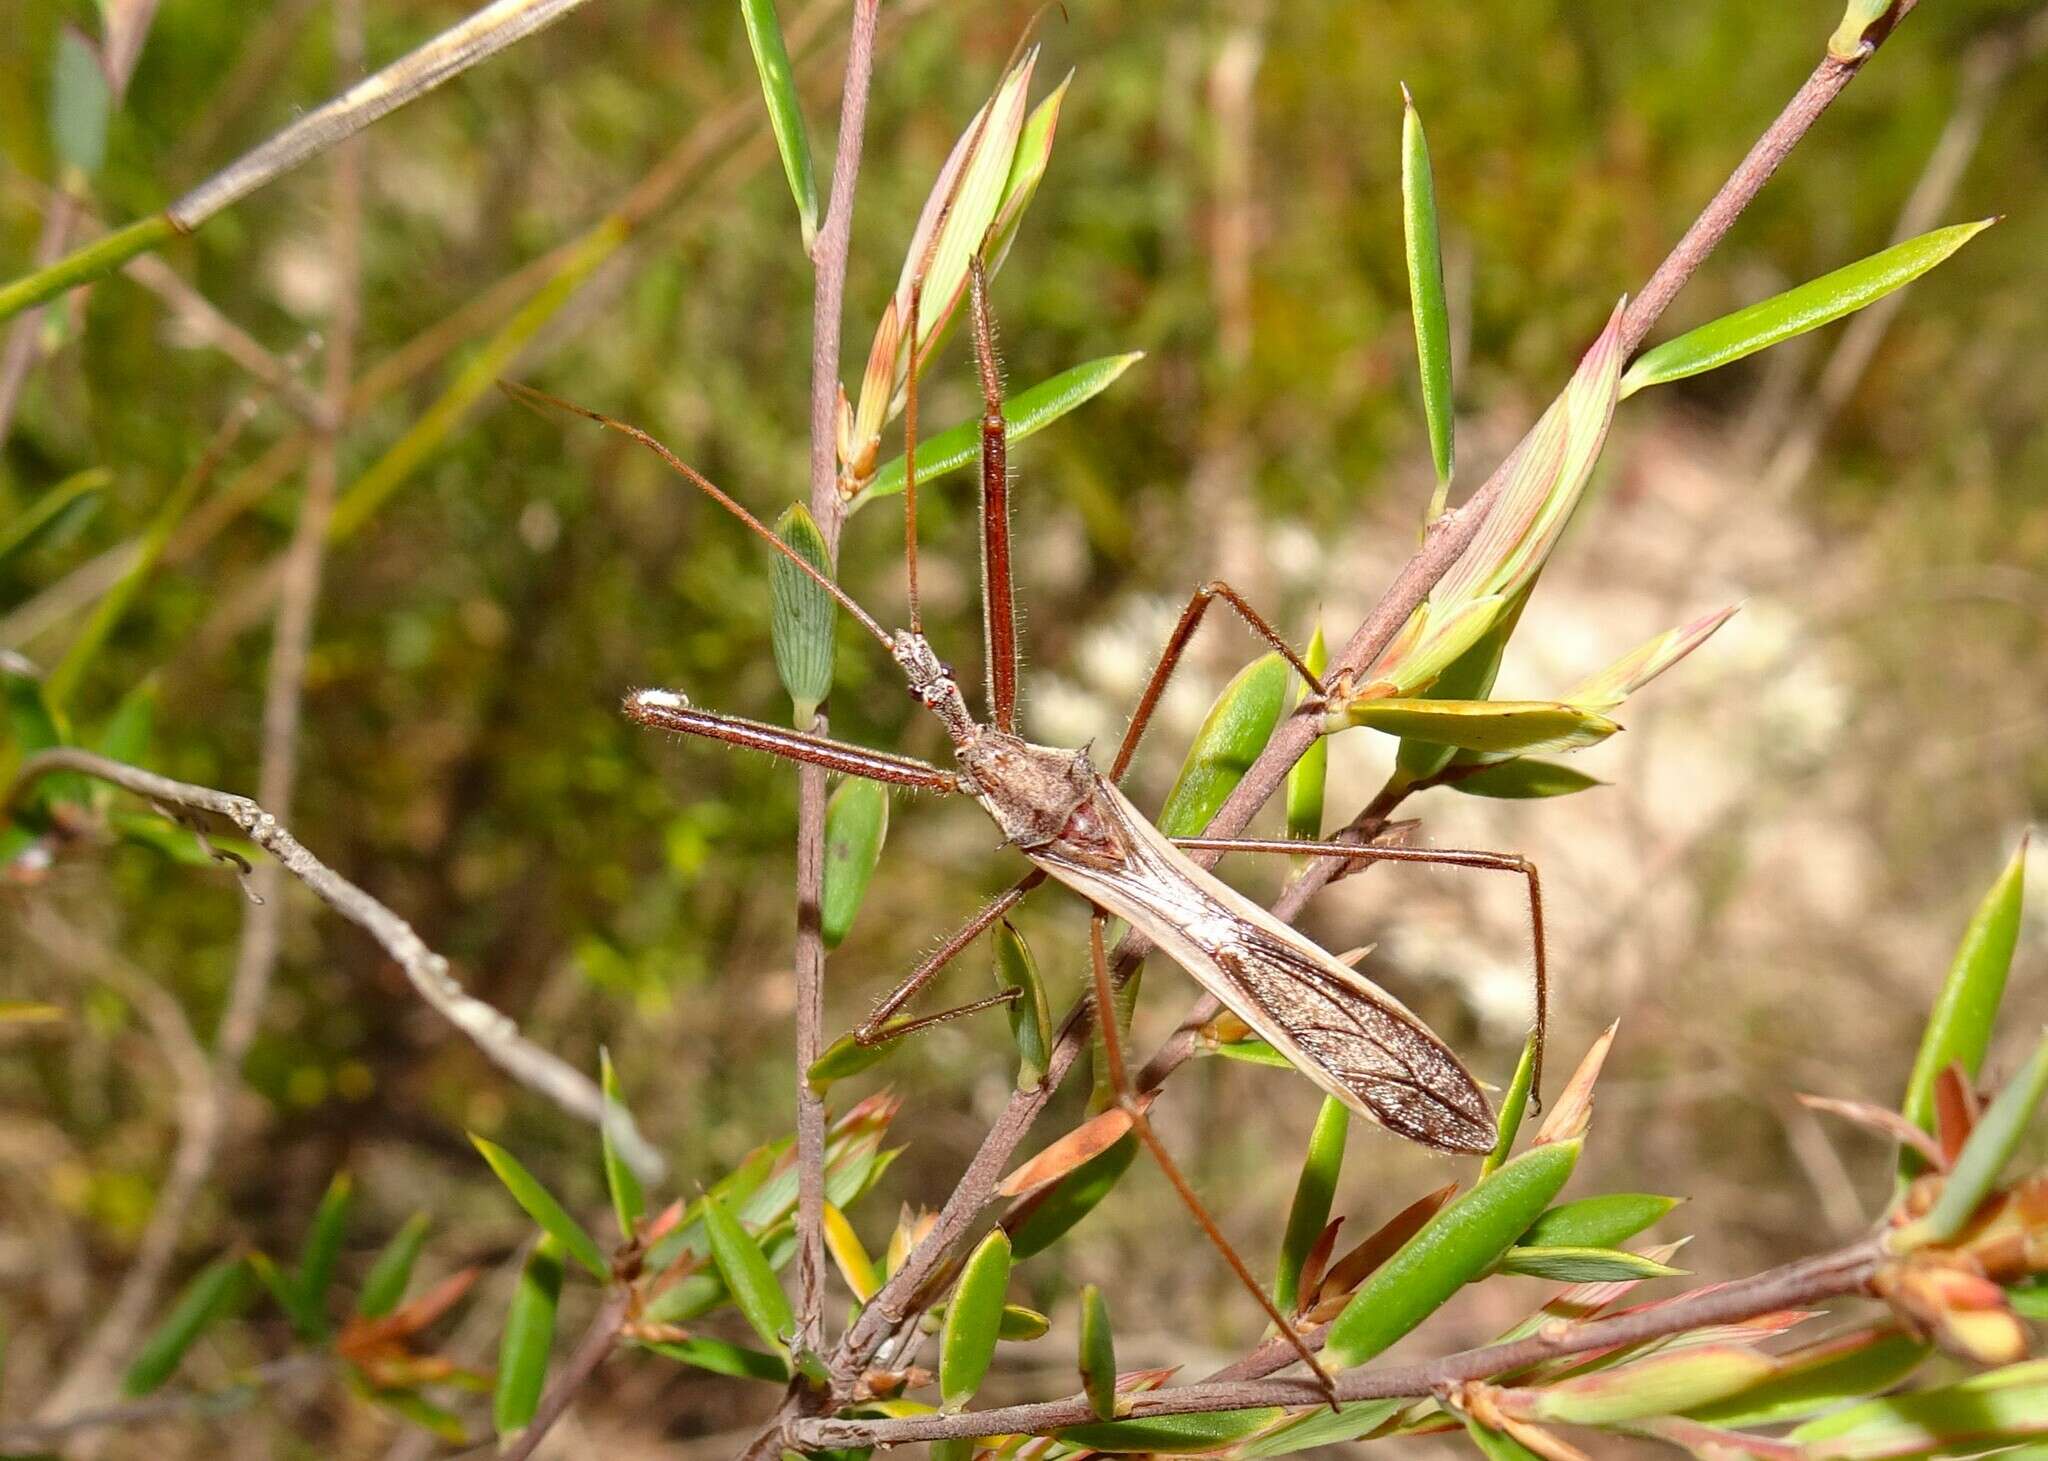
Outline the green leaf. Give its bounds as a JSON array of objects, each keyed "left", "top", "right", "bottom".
[
  {"left": 1830, "top": 0, "right": 1895, "bottom": 61},
  {"left": 1788, "top": 1357, "right": 2048, "bottom": 1453},
  {"left": 289, "top": 1171, "right": 354, "bottom": 1339},
  {"left": 4, "top": 666, "right": 80, "bottom": 813},
  {"left": 702, "top": 1189, "right": 795, "bottom": 1353},
  {"left": 1005, "top": 1133, "right": 1138, "bottom": 1260},
  {"left": 1524, "top": 1345, "right": 1778, "bottom": 1426},
  {"left": 470, "top": 1136, "right": 609, "bottom": 1280},
  {"left": 1323, "top": 1140, "right": 1581, "bottom": 1370},
  {"left": 1906, "top": 1028, "right": 2048, "bottom": 1246},
  {"left": 1519, "top": 1193, "right": 1681, "bottom": 1250},
  {"left": 1202, "top": 1037, "right": 1295, "bottom": 1069},
  {"left": 637, "top": 1334, "right": 790, "bottom": 1382},
  {"left": 1335, "top": 698, "right": 1618, "bottom": 755},
  {"left": 1686, "top": 1328, "right": 1931, "bottom": 1429},
  {"left": 1157, "top": 653, "right": 1292, "bottom": 838},
  {"left": 362, "top": 1384, "right": 468, "bottom": 1443},
  {"left": 1056, "top": 1408, "right": 1287, "bottom": 1453},
  {"left": 357, "top": 1212, "right": 432, "bottom": 1318},
  {"left": 1394, "top": 587, "right": 1532, "bottom": 785},
  {"left": 982, "top": 72, "right": 1072, "bottom": 276},
  {"left": 1274, "top": 1096, "right": 1349, "bottom": 1313},
  {"left": 738, "top": 0, "right": 819, "bottom": 250},
  {"left": 1078, "top": 1283, "right": 1117, "bottom": 1420},
  {"left": 822, "top": 777, "right": 889, "bottom": 949},
  {"left": 1620, "top": 220, "right": 1995, "bottom": 397},
  {"left": 1401, "top": 86, "right": 1454, "bottom": 497},
  {"left": 940, "top": 1227, "right": 1011, "bottom": 1409},
  {"left": 0, "top": 467, "right": 108, "bottom": 568},
  {"left": 1497, "top": 1245, "right": 1686, "bottom": 1282},
  {"left": 122, "top": 1256, "right": 251, "bottom": 1395},
  {"left": 1451, "top": 758, "right": 1604, "bottom": 800},
  {"left": 993, "top": 920, "right": 1052, "bottom": 1088},
  {"left": 807, "top": 1023, "right": 911, "bottom": 1092},
  {"left": 249, "top": 1251, "right": 316, "bottom": 1334},
  {"left": 94, "top": 677, "right": 157, "bottom": 768},
  {"left": 1285, "top": 624, "right": 1329, "bottom": 841},
  {"left": 1900, "top": 838, "right": 2027, "bottom": 1177},
  {"left": 599, "top": 1049, "right": 645, "bottom": 1241},
  {"left": 2007, "top": 1278, "right": 2048, "bottom": 1321},
  {"left": 770, "top": 503, "right": 835, "bottom": 724},
  {"left": 998, "top": 1302, "right": 1049, "bottom": 1341},
  {"left": 858, "top": 354, "right": 1144, "bottom": 505},
  {"left": 494, "top": 1236, "right": 563, "bottom": 1440},
  {"left": 1460, "top": 1417, "right": 1545, "bottom": 1460},
  {"left": 50, "top": 28, "right": 111, "bottom": 180},
  {"left": 1238, "top": 1400, "right": 1405, "bottom": 1456}
]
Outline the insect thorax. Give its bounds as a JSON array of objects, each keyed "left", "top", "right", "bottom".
[{"left": 961, "top": 732, "right": 1125, "bottom": 867}]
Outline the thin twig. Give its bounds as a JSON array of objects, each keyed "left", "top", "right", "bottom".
[
  {"left": 10, "top": 748, "right": 664, "bottom": 1180},
  {"left": 792, "top": 1241, "right": 1884, "bottom": 1448},
  {"left": 792, "top": 0, "right": 883, "bottom": 1360}
]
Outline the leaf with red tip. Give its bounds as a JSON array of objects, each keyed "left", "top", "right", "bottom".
[
  {"left": 998, "top": 1096, "right": 1154, "bottom": 1198},
  {"left": 1536, "top": 1023, "right": 1618, "bottom": 1146}
]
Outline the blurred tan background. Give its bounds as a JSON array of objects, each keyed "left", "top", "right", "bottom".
[{"left": 3, "top": 0, "right": 2045, "bottom": 1453}]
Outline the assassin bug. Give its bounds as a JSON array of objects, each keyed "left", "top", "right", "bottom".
[{"left": 511, "top": 259, "right": 1550, "bottom": 1391}]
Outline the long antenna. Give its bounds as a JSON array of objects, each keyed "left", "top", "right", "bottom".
[
  {"left": 501, "top": 380, "right": 895, "bottom": 651},
  {"left": 903, "top": 278, "right": 924, "bottom": 634}
]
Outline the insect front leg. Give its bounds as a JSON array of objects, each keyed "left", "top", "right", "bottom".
[
  {"left": 1084, "top": 910, "right": 1341, "bottom": 1408},
  {"left": 1174, "top": 834, "right": 1550, "bottom": 1101},
  {"left": 625, "top": 691, "right": 963, "bottom": 792},
  {"left": 849, "top": 871, "right": 1047, "bottom": 1046}
]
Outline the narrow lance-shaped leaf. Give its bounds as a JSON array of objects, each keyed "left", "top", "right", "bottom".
[
  {"left": 1519, "top": 1193, "right": 1682, "bottom": 1250},
  {"left": 821, "top": 777, "right": 888, "bottom": 949},
  {"left": 1274, "top": 1096, "right": 1349, "bottom": 1313},
  {"left": 123, "top": 1256, "right": 252, "bottom": 1396},
  {"left": 638, "top": 1334, "right": 790, "bottom": 1382},
  {"left": 0, "top": 466, "right": 108, "bottom": 569},
  {"left": 1237, "top": 1400, "right": 1406, "bottom": 1457},
  {"left": 702, "top": 1189, "right": 795, "bottom": 1353},
  {"left": 770, "top": 503, "right": 835, "bottom": 724},
  {"left": 1335, "top": 697, "right": 1619, "bottom": 756},
  {"left": 1509, "top": 1345, "right": 1779, "bottom": 1426},
  {"left": 1056, "top": 1407, "right": 1288, "bottom": 1454},
  {"left": 858, "top": 352, "right": 1144, "bottom": 505},
  {"left": 1484, "top": 1032, "right": 1541, "bottom": 1175},
  {"left": 1620, "top": 220, "right": 1995, "bottom": 397},
  {"left": 470, "top": 1136, "right": 609, "bottom": 1281},
  {"left": 291, "top": 1171, "right": 354, "bottom": 1339},
  {"left": 51, "top": 28, "right": 112, "bottom": 181},
  {"left": 1497, "top": 1246, "right": 1687, "bottom": 1282},
  {"left": 1451, "top": 758, "right": 1604, "bottom": 800},
  {"left": 357, "top": 1212, "right": 432, "bottom": 1318},
  {"left": 1787, "top": 1356, "right": 2048, "bottom": 1453},
  {"left": 1079, "top": 1283, "right": 1117, "bottom": 1421},
  {"left": 994, "top": 920, "right": 1052, "bottom": 1088},
  {"left": 494, "top": 1236, "right": 564, "bottom": 1441},
  {"left": 1003, "top": 1133, "right": 1139, "bottom": 1260},
  {"left": 1158, "top": 653, "right": 1293, "bottom": 837},
  {"left": 821, "top": 1202, "right": 879, "bottom": 1302},
  {"left": 1393, "top": 587, "right": 1531, "bottom": 786},
  {"left": 94, "top": 676, "right": 157, "bottom": 768},
  {"left": 1900, "top": 838, "right": 2026, "bottom": 1176},
  {"left": 807, "top": 1019, "right": 912, "bottom": 1092},
  {"left": 940, "top": 1227, "right": 1011, "bottom": 1410},
  {"left": 1322, "top": 1139, "right": 1582, "bottom": 1370},
  {"left": 738, "top": 0, "right": 820, "bottom": 250},
  {"left": 1401, "top": 85, "right": 1454, "bottom": 507},
  {"left": 1830, "top": 0, "right": 1896, "bottom": 60},
  {"left": 1285, "top": 624, "right": 1328, "bottom": 841},
  {"left": 1565, "top": 604, "right": 1739, "bottom": 713},
  {"left": 1686, "top": 1326, "right": 1932, "bottom": 1430},
  {"left": 1905, "top": 1029, "right": 2048, "bottom": 1246},
  {"left": 599, "top": 1049, "right": 645, "bottom": 1240},
  {"left": 981, "top": 71, "right": 1073, "bottom": 277},
  {"left": 1460, "top": 1416, "right": 1546, "bottom": 1461}
]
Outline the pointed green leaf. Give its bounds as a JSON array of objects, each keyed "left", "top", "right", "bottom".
[
  {"left": 1323, "top": 1140, "right": 1581, "bottom": 1370},
  {"left": 1788, "top": 1357, "right": 2048, "bottom": 1453},
  {"left": 494, "top": 1236, "right": 563, "bottom": 1440},
  {"left": 822, "top": 1201, "right": 879, "bottom": 1302},
  {"left": 1401, "top": 86, "right": 1454, "bottom": 496},
  {"left": 1337, "top": 698, "right": 1618, "bottom": 755},
  {"left": 858, "top": 354, "right": 1144, "bottom": 506},
  {"left": 122, "top": 1256, "right": 251, "bottom": 1395},
  {"left": 51, "top": 28, "right": 111, "bottom": 180},
  {"left": 1460, "top": 1417, "right": 1545, "bottom": 1460},
  {"left": 940, "top": 1227, "right": 1011, "bottom": 1410},
  {"left": 702, "top": 1189, "right": 795, "bottom": 1352},
  {"left": 1497, "top": 1245, "right": 1686, "bottom": 1283},
  {"left": 289, "top": 1171, "right": 353, "bottom": 1339},
  {"left": 1285, "top": 625, "right": 1329, "bottom": 841},
  {"left": 1274, "top": 1096, "right": 1349, "bottom": 1313},
  {"left": 1005, "top": 1133, "right": 1139, "bottom": 1259},
  {"left": 94, "top": 677, "right": 157, "bottom": 768},
  {"left": 1451, "top": 758, "right": 1604, "bottom": 800},
  {"left": 470, "top": 1135, "right": 608, "bottom": 1280},
  {"left": 998, "top": 1303, "right": 1049, "bottom": 1341},
  {"left": 1395, "top": 588, "right": 1531, "bottom": 784},
  {"left": 982, "top": 73, "right": 1072, "bottom": 276},
  {"left": 930, "top": 1438, "right": 973, "bottom": 1461},
  {"left": 637, "top": 1334, "right": 790, "bottom": 1381},
  {"left": 1519, "top": 1194, "right": 1682, "bottom": 1250},
  {"left": 1900, "top": 839, "right": 2027, "bottom": 1176},
  {"left": 599, "top": 1049, "right": 645, "bottom": 1241},
  {"left": 1687, "top": 1328, "right": 1931, "bottom": 1429},
  {"left": 1621, "top": 221, "right": 1995, "bottom": 397},
  {"left": 1078, "top": 1283, "right": 1117, "bottom": 1420},
  {"left": 822, "top": 777, "right": 889, "bottom": 949},
  {"left": 362, "top": 1384, "right": 468, "bottom": 1443},
  {"left": 249, "top": 1251, "right": 316, "bottom": 1333},
  {"left": 807, "top": 1023, "right": 911, "bottom": 1092},
  {"left": 1905, "top": 1028, "right": 2048, "bottom": 1245},
  {"left": 2006, "top": 1278, "right": 2048, "bottom": 1321},
  {"left": 1238, "top": 1400, "right": 1405, "bottom": 1456},
  {"left": 1830, "top": 0, "right": 1895, "bottom": 60},
  {"left": 770, "top": 503, "right": 835, "bottom": 724},
  {"left": 1203, "top": 1037, "right": 1295, "bottom": 1069},
  {"left": 738, "top": 0, "right": 819, "bottom": 250},
  {"left": 0, "top": 467, "right": 108, "bottom": 568},
  {"left": 1158, "top": 653, "right": 1292, "bottom": 838},
  {"left": 357, "top": 1212, "right": 432, "bottom": 1318},
  {"left": 1056, "top": 1408, "right": 1287, "bottom": 1453},
  {"left": 994, "top": 920, "right": 1052, "bottom": 1088}
]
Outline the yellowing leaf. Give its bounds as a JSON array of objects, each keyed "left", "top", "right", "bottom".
[{"left": 1334, "top": 698, "right": 1618, "bottom": 755}]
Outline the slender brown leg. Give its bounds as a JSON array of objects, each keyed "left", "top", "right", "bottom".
[
  {"left": 1111, "top": 581, "right": 1325, "bottom": 782},
  {"left": 1174, "top": 834, "right": 1551, "bottom": 1099},
  {"left": 1087, "top": 911, "right": 1340, "bottom": 1407},
  {"left": 968, "top": 258, "right": 1019, "bottom": 733},
  {"left": 625, "top": 690, "right": 962, "bottom": 792},
  {"left": 851, "top": 870, "right": 1048, "bottom": 1044}
]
